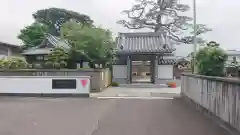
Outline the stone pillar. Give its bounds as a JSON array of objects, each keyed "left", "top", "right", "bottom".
[
  {"left": 150, "top": 55, "right": 159, "bottom": 84},
  {"left": 150, "top": 59, "right": 154, "bottom": 83},
  {"left": 7, "top": 48, "right": 11, "bottom": 57},
  {"left": 6, "top": 48, "right": 12, "bottom": 60},
  {"left": 127, "top": 55, "right": 132, "bottom": 84},
  {"left": 154, "top": 55, "right": 158, "bottom": 84}
]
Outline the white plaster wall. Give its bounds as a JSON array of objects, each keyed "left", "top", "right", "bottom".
[
  {"left": 0, "top": 55, "right": 6, "bottom": 59},
  {"left": 113, "top": 65, "right": 127, "bottom": 78},
  {"left": 227, "top": 55, "right": 240, "bottom": 64},
  {"left": 0, "top": 76, "right": 90, "bottom": 94},
  {"left": 157, "top": 65, "right": 173, "bottom": 79}
]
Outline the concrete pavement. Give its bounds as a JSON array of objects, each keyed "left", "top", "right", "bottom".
[
  {"left": 0, "top": 97, "right": 114, "bottom": 135},
  {"left": 91, "top": 87, "right": 181, "bottom": 98},
  {"left": 92, "top": 99, "right": 231, "bottom": 135},
  {"left": 0, "top": 97, "right": 232, "bottom": 135}
]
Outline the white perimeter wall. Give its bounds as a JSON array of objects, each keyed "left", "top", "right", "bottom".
[
  {"left": 157, "top": 65, "right": 173, "bottom": 79},
  {"left": 113, "top": 65, "right": 127, "bottom": 78},
  {"left": 0, "top": 76, "right": 90, "bottom": 94}
]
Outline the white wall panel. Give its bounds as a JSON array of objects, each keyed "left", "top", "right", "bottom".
[
  {"left": 0, "top": 76, "right": 90, "bottom": 94},
  {"left": 113, "top": 65, "right": 127, "bottom": 78},
  {"left": 157, "top": 65, "right": 173, "bottom": 79}
]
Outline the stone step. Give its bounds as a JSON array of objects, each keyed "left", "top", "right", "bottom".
[{"left": 119, "top": 83, "right": 168, "bottom": 88}]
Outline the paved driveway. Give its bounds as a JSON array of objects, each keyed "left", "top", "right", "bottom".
[
  {"left": 91, "top": 87, "right": 181, "bottom": 98},
  {"left": 0, "top": 97, "right": 231, "bottom": 135}
]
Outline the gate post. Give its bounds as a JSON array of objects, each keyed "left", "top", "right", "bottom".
[
  {"left": 127, "top": 55, "right": 132, "bottom": 84},
  {"left": 154, "top": 55, "right": 159, "bottom": 84}
]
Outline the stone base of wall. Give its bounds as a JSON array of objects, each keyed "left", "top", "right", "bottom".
[
  {"left": 181, "top": 93, "right": 240, "bottom": 135},
  {"left": 0, "top": 93, "right": 89, "bottom": 98},
  {"left": 112, "top": 78, "right": 128, "bottom": 84},
  {"left": 112, "top": 78, "right": 181, "bottom": 86},
  {"left": 155, "top": 79, "right": 173, "bottom": 84},
  {"left": 155, "top": 79, "right": 181, "bottom": 86}
]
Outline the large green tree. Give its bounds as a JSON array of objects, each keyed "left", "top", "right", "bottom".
[
  {"left": 33, "top": 8, "right": 93, "bottom": 36},
  {"left": 118, "top": 0, "right": 211, "bottom": 44},
  {"left": 18, "top": 22, "right": 49, "bottom": 49},
  {"left": 196, "top": 41, "right": 227, "bottom": 76},
  {"left": 62, "top": 21, "right": 115, "bottom": 68}
]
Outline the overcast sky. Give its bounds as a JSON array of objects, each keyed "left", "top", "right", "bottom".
[{"left": 0, "top": 0, "right": 239, "bottom": 56}]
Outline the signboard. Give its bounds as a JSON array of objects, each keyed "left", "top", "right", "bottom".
[{"left": 52, "top": 79, "right": 77, "bottom": 89}]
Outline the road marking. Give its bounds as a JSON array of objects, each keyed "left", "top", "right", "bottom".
[{"left": 94, "top": 97, "right": 174, "bottom": 100}]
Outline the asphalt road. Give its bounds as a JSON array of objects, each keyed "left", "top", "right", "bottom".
[{"left": 0, "top": 97, "right": 231, "bottom": 135}]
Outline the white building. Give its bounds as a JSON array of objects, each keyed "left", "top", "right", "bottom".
[
  {"left": 226, "top": 50, "right": 240, "bottom": 65},
  {"left": 0, "top": 42, "right": 22, "bottom": 60}
]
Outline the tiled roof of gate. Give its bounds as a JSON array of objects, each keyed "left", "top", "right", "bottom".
[
  {"left": 158, "top": 59, "right": 176, "bottom": 65},
  {"left": 116, "top": 32, "right": 176, "bottom": 53}
]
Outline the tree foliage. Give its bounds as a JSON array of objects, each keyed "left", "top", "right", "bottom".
[
  {"left": 18, "top": 22, "right": 49, "bottom": 49},
  {"left": 196, "top": 41, "right": 227, "bottom": 76},
  {"left": 45, "top": 47, "right": 69, "bottom": 69},
  {"left": 118, "top": 0, "right": 211, "bottom": 44},
  {"left": 33, "top": 8, "right": 93, "bottom": 36},
  {"left": 206, "top": 41, "right": 220, "bottom": 47},
  {"left": 62, "top": 21, "right": 115, "bottom": 68}
]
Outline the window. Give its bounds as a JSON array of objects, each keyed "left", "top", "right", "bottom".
[{"left": 36, "top": 56, "right": 44, "bottom": 60}]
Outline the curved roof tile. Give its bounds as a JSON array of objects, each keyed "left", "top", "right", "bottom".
[
  {"left": 116, "top": 32, "right": 176, "bottom": 53},
  {"left": 158, "top": 59, "right": 176, "bottom": 65}
]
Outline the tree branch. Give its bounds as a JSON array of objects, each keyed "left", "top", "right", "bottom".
[{"left": 117, "top": 0, "right": 211, "bottom": 45}]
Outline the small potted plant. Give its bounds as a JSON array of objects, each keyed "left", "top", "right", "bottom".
[{"left": 167, "top": 82, "right": 177, "bottom": 88}]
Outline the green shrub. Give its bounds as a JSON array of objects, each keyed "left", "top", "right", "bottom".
[
  {"left": 196, "top": 41, "right": 227, "bottom": 76},
  {"left": 45, "top": 47, "right": 69, "bottom": 69},
  {"left": 0, "top": 58, "right": 28, "bottom": 69},
  {"left": 0, "top": 60, "right": 9, "bottom": 68},
  {"left": 111, "top": 82, "right": 119, "bottom": 87}
]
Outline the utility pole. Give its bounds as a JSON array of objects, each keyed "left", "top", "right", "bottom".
[{"left": 193, "top": 0, "right": 197, "bottom": 73}]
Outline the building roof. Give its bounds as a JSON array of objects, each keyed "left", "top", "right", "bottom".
[
  {"left": 116, "top": 32, "right": 175, "bottom": 54},
  {"left": 44, "top": 33, "right": 70, "bottom": 49},
  {"left": 159, "top": 59, "right": 176, "bottom": 65},
  {"left": 22, "top": 34, "right": 70, "bottom": 55},
  {"left": 226, "top": 50, "right": 240, "bottom": 56},
  {"left": 22, "top": 48, "right": 53, "bottom": 55},
  {"left": 176, "top": 58, "right": 190, "bottom": 64},
  {"left": 0, "top": 41, "right": 20, "bottom": 48}
]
